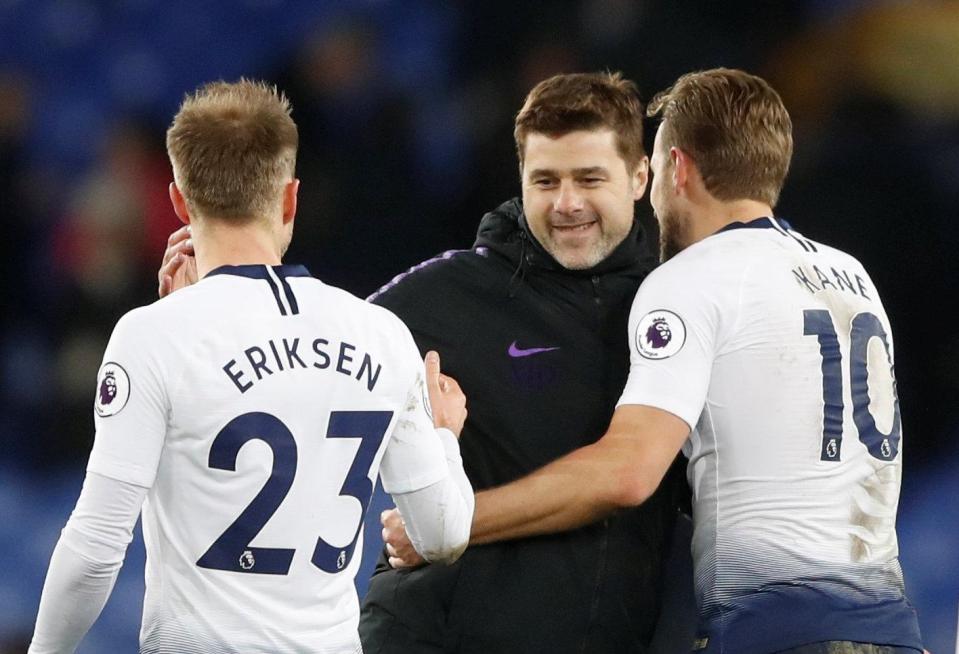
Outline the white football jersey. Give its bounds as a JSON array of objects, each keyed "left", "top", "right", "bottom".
[
  {"left": 618, "top": 218, "right": 922, "bottom": 652},
  {"left": 88, "top": 264, "right": 451, "bottom": 654}
]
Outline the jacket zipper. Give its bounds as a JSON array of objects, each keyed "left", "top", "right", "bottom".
[{"left": 580, "top": 517, "right": 611, "bottom": 653}]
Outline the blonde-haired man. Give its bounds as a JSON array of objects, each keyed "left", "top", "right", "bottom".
[
  {"left": 29, "top": 79, "right": 474, "bottom": 654},
  {"left": 425, "top": 69, "right": 923, "bottom": 653}
]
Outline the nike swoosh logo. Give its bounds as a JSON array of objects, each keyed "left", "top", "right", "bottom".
[{"left": 508, "top": 341, "right": 560, "bottom": 358}]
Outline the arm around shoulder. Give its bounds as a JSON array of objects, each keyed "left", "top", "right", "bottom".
[{"left": 469, "top": 404, "right": 689, "bottom": 545}]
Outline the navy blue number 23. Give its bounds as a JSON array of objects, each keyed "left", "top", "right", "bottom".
[
  {"left": 803, "top": 310, "right": 901, "bottom": 462},
  {"left": 196, "top": 410, "right": 392, "bottom": 575}
]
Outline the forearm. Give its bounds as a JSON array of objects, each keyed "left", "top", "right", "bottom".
[
  {"left": 468, "top": 405, "right": 689, "bottom": 545},
  {"left": 469, "top": 440, "right": 630, "bottom": 545},
  {"left": 393, "top": 428, "right": 475, "bottom": 563},
  {"left": 29, "top": 537, "right": 123, "bottom": 654},
  {"left": 30, "top": 473, "right": 146, "bottom": 654}
]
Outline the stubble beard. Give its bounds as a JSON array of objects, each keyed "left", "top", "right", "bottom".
[
  {"left": 657, "top": 207, "right": 690, "bottom": 263},
  {"left": 544, "top": 222, "right": 631, "bottom": 270}
]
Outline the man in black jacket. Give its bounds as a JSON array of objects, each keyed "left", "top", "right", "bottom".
[
  {"left": 157, "top": 72, "right": 694, "bottom": 653},
  {"left": 361, "top": 73, "right": 693, "bottom": 653}
]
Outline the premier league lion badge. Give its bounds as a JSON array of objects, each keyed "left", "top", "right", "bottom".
[
  {"left": 635, "top": 310, "right": 687, "bottom": 360},
  {"left": 95, "top": 362, "right": 131, "bottom": 417}
]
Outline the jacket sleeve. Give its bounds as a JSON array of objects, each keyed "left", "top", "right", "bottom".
[{"left": 367, "top": 254, "right": 468, "bottom": 355}]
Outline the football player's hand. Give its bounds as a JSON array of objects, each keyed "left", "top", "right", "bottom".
[
  {"left": 381, "top": 508, "right": 425, "bottom": 568},
  {"left": 158, "top": 226, "right": 197, "bottom": 298},
  {"left": 424, "top": 351, "right": 467, "bottom": 436}
]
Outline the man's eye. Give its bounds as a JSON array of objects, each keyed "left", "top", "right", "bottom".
[
  {"left": 582, "top": 178, "right": 603, "bottom": 185},
  {"left": 534, "top": 179, "right": 555, "bottom": 187}
]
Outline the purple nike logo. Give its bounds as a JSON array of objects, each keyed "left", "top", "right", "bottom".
[{"left": 508, "top": 341, "right": 560, "bottom": 358}]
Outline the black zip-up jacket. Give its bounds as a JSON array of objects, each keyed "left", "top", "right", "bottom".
[{"left": 360, "top": 199, "right": 689, "bottom": 654}]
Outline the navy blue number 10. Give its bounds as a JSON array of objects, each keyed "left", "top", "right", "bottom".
[
  {"left": 803, "top": 309, "right": 901, "bottom": 462},
  {"left": 196, "top": 410, "right": 392, "bottom": 575}
]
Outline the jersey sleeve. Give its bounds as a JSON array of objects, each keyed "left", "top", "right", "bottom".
[
  {"left": 378, "top": 324, "right": 452, "bottom": 495},
  {"left": 85, "top": 309, "right": 171, "bottom": 488},
  {"left": 29, "top": 472, "right": 147, "bottom": 654},
  {"left": 392, "top": 436, "right": 473, "bottom": 564},
  {"left": 616, "top": 264, "right": 722, "bottom": 430}
]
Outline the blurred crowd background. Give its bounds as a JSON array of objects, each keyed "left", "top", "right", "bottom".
[{"left": 1, "top": 1, "right": 957, "bottom": 652}]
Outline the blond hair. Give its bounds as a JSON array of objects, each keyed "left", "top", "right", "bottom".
[
  {"left": 166, "top": 79, "right": 298, "bottom": 221},
  {"left": 647, "top": 68, "right": 792, "bottom": 207},
  {"left": 514, "top": 71, "right": 646, "bottom": 172}
]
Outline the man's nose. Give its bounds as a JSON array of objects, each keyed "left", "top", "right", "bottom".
[{"left": 553, "top": 180, "right": 584, "bottom": 215}]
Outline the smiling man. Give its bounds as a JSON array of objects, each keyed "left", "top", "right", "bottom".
[
  {"left": 358, "top": 72, "right": 694, "bottom": 653},
  {"left": 522, "top": 127, "right": 643, "bottom": 269}
]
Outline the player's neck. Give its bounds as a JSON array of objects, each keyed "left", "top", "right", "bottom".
[
  {"left": 691, "top": 198, "right": 773, "bottom": 244},
  {"left": 192, "top": 219, "right": 283, "bottom": 278}
]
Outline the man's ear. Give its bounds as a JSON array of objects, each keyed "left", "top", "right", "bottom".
[
  {"left": 631, "top": 156, "right": 649, "bottom": 201},
  {"left": 169, "top": 183, "right": 191, "bottom": 225},
  {"left": 671, "top": 147, "right": 691, "bottom": 195},
  {"left": 282, "top": 178, "right": 299, "bottom": 225}
]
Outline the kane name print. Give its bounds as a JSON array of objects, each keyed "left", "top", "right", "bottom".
[
  {"left": 222, "top": 336, "right": 382, "bottom": 394},
  {"left": 791, "top": 264, "right": 872, "bottom": 301}
]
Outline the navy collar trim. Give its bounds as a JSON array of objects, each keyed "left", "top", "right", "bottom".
[
  {"left": 715, "top": 216, "right": 792, "bottom": 235},
  {"left": 205, "top": 264, "right": 312, "bottom": 280}
]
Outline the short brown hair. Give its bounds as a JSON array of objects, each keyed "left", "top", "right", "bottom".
[
  {"left": 514, "top": 72, "right": 646, "bottom": 172},
  {"left": 647, "top": 68, "right": 792, "bottom": 207},
  {"left": 166, "top": 79, "right": 298, "bottom": 221}
]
